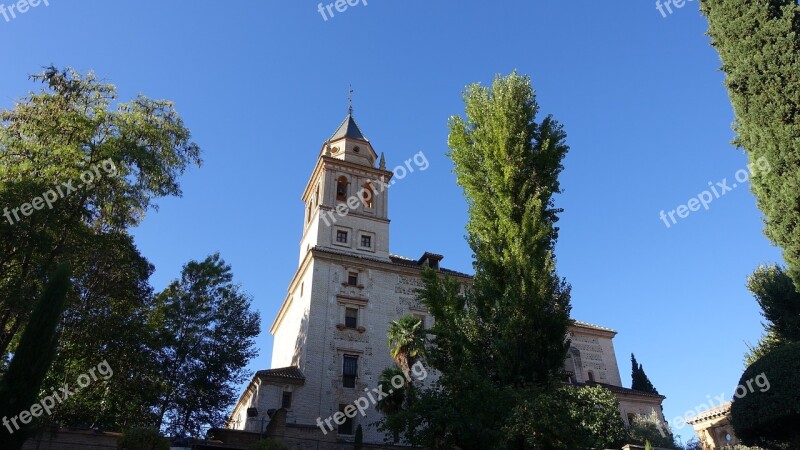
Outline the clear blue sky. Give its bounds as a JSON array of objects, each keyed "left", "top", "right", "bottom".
[{"left": 0, "top": 0, "right": 780, "bottom": 443}]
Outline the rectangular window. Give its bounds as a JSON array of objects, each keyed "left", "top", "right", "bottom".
[
  {"left": 360, "top": 235, "right": 372, "bottom": 248},
  {"left": 338, "top": 404, "right": 354, "bottom": 435},
  {"left": 345, "top": 307, "right": 358, "bottom": 328},
  {"left": 347, "top": 272, "right": 359, "bottom": 286},
  {"left": 336, "top": 230, "right": 348, "bottom": 243},
  {"left": 281, "top": 391, "right": 292, "bottom": 409},
  {"left": 342, "top": 355, "right": 358, "bottom": 388}
]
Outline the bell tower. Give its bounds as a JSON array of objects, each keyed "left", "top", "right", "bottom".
[{"left": 298, "top": 113, "right": 393, "bottom": 264}]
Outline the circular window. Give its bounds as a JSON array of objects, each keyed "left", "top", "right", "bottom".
[
  {"left": 353, "top": 146, "right": 360, "bottom": 153},
  {"left": 726, "top": 433, "right": 732, "bottom": 441},
  {"left": 332, "top": 147, "right": 340, "bottom": 154}
]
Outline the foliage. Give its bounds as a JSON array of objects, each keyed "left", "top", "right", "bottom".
[
  {"left": 386, "top": 315, "right": 425, "bottom": 381},
  {"left": 699, "top": 0, "right": 800, "bottom": 291},
  {"left": 246, "top": 439, "right": 290, "bottom": 450},
  {"left": 0, "top": 264, "right": 71, "bottom": 449},
  {"left": 730, "top": 342, "right": 800, "bottom": 449},
  {"left": 631, "top": 353, "right": 659, "bottom": 394},
  {"left": 117, "top": 428, "right": 169, "bottom": 450},
  {"left": 627, "top": 411, "right": 679, "bottom": 449},
  {"left": 0, "top": 66, "right": 201, "bottom": 359},
  {"left": 743, "top": 265, "right": 800, "bottom": 366},
  {"left": 379, "top": 73, "right": 613, "bottom": 450},
  {"left": 504, "top": 384, "right": 627, "bottom": 450},
  {"left": 151, "top": 253, "right": 260, "bottom": 437},
  {"left": 683, "top": 438, "right": 703, "bottom": 450}
]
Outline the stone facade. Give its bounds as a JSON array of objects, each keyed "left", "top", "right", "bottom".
[
  {"left": 228, "top": 113, "right": 667, "bottom": 447},
  {"left": 686, "top": 402, "right": 740, "bottom": 449}
]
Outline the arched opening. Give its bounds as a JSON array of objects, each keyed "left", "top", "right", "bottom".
[
  {"left": 361, "top": 182, "right": 375, "bottom": 208},
  {"left": 587, "top": 370, "right": 595, "bottom": 382},
  {"left": 336, "top": 176, "right": 348, "bottom": 201}
]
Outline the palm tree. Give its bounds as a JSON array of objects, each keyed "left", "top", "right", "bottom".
[
  {"left": 386, "top": 315, "right": 425, "bottom": 381},
  {"left": 375, "top": 367, "right": 406, "bottom": 416}
]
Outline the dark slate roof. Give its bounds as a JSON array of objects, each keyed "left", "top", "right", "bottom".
[
  {"left": 573, "top": 381, "right": 665, "bottom": 399},
  {"left": 329, "top": 114, "right": 367, "bottom": 141},
  {"left": 254, "top": 366, "right": 305, "bottom": 382}
]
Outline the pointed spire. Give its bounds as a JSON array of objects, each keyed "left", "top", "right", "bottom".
[
  {"left": 379, "top": 152, "right": 386, "bottom": 170},
  {"left": 329, "top": 114, "right": 367, "bottom": 141}
]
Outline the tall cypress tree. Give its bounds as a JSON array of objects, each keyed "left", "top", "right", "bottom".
[
  {"left": 631, "top": 353, "right": 659, "bottom": 395},
  {"left": 0, "top": 264, "right": 71, "bottom": 449},
  {"left": 700, "top": 0, "right": 800, "bottom": 290}
]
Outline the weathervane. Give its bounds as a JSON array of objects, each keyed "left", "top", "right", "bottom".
[{"left": 348, "top": 84, "right": 354, "bottom": 116}]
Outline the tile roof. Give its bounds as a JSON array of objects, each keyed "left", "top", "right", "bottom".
[
  {"left": 574, "top": 381, "right": 666, "bottom": 399},
  {"left": 254, "top": 366, "right": 305, "bottom": 382},
  {"left": 329, "top": 114, "right": 367, "bottom": 141},
  {"left": 686, "top": 401, "right": 732, "bottom": 424}
]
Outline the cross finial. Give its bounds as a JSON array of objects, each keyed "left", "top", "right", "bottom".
[{"left": 348, "top": 84, "right": 354, "bottom": 116}]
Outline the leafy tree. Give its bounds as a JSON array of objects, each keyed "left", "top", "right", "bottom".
[
  {"left": 699, "top": 0, "right": 800, "bottom": 290},
  {"left": 386, "top": 315, "right": 425, "bottom": 381},
  {"left": 631, "top": 353, "right": 659, "bottom": 394},
  {"left": 743, "top": 265, "right": 800, "bottom": 365},
  {"left": 380, "top": 72, "right": 574, "bottom": 449},
  {"left": 730, "top": 342, "right": 800, "bottom": 449},
  {"left": 627, "top": 411, "right": 678, "bottom": 449},
  {"left": 151, "top": 253, "right": 260, "bottom": 437},
  {"left": 0, "top": 66, "right": 201, "bottom": 358},
  {"left": 0, "top": 264, "right": 71, "bottom": 449},
  {"left": 504, "top": 385, "right": 627, "bottom": 450}
]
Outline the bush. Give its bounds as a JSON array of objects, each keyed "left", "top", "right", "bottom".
[
  {"left": 247, "top": 439, "right": 290, "bottom": 450},
  {"left": 730, "top": 341, "right": 800, "bottom": 449},
  {"left": 627, "top": 411, "right": 678, "bottom": 449},
  {"left": 117, "top": 428, "right": 168, "bottom": 450}
]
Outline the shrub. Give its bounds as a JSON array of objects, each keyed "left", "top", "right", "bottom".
[
  {"left": 627, "top": 411, "right": 678, "bottom": 449},
  {"left": 247, "top": 439, "right": 290, "bottom": 450},
  {"left": 117, "top": 428, "right": 168, "bottom": 450},
  {"left": 730, "top": 341, "right": 800, "bottom": 449}
]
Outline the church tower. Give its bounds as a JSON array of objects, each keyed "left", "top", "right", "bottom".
[{"left": 298, "top": 113, "right": 393, "bottom": 264}]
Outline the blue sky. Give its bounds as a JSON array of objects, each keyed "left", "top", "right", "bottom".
[{"left": 0, "top": 0, "right": 781, "bottom": 443}]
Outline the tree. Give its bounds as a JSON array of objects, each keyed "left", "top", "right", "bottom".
[
  {"left": 0, "top": 264, "right": 71, "bottom": 449},
  {"left": 699, "top": 0, "right": 800, "bottom": 291},
  {"left": 631, "top": 353, "right": 659, "bottom": 394},
  {"left": 382, "top": 72, "right": 574, "bottom": 449},
  {"left": 627, "top": 411, "right": 678, "bottom": 449},
  {"left": 743, "top": 265, "right": 800, "bottom": 365},
  {"left": 386, "top": 315, "right": 425, "bottom": 381},
  {"left": 0, "top": 66, "right": 201, "bottom": 359},
  {"left": 151, "top": 253, "right": 260, "bottom": 437},
  {"left": 730, "top": 342, "right": 800, "bottom": 449}
]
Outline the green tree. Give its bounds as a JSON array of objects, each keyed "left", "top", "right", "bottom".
[
  {"left": 386, "top": 315, "right": 425, "bottom": 381},
  {"left": 117, "top": 428, "right": 168, "bottom": 450},
  {"left": 151, "top": 253, "right": 260, "bottom": 437},
  {"left": 699, "top": 0, "right": 800, "bottom": 291},
  {"left": 627, "top": 411, "right": 678, "bottom": 449},
  {"left": 743, "top": 264, "right": 800, "bottom": 365},
  {"left": 382, "top": 72, "right": 574, "bottom": 449},
  {"left": 730, "top": 342, "right": 800, "bottom": 449},
  {"left": 0, "top": 66, "right": 201, "bottom": 358},
  {"left": 631, "top": 353, "right": 659, "bottom": 394},
  {"left": 0, "top": 264, "right": 71, "bottom": 449}
]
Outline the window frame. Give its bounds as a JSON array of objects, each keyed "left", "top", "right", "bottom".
[{"left": 342, "top": 354, "right": 358, "bottom": 388}]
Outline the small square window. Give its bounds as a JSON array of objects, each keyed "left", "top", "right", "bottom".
[
  {"left": 345, "top": 307, "right": 358, "bottom": 328},
  {"left": 281, "top": 391, "right": 292, "bottom": 409},
  {"left": 343, "top": 355, "right": 358, "bottom": 388},
  {"left": 347, "top": 272, "right": 359, "bottom": 286},
  {"left": 336, "top": 230, "right": 348, "bottom": 244},
  {"left": 338, "top": 404, "right": 354, "bottom": 435},
  {"left": 360, "top": 235, "right": 372, "bottom": 248}
]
